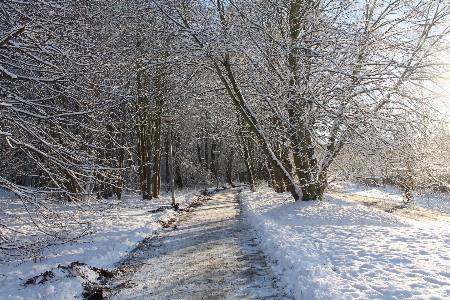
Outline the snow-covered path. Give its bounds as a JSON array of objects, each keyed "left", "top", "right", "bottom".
[{"left": 107, "top": 189, "right": 282, "bottom": 299}]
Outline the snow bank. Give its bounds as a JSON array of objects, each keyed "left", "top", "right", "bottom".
[
  {"left": 240, "top": 185, "right": 450, "bottom": 299},
  {"left": 0, "top": 189, "right": 199, "bottom": 300}
]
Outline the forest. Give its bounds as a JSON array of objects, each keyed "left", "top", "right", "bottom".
[{"left": 1, "top": 0, "right": 450, "bottom": 261}]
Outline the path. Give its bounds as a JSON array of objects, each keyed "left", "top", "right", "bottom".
[
  {"left": 106, "top": 189, "right": 282, "bottom": 300},
  {"left": 327, "top": 189, "right": 450, "bottom": 225}
]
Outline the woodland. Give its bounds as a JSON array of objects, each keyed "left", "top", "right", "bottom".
[{"left": 1, "top": 0, "right": 450, "bottom": 259}]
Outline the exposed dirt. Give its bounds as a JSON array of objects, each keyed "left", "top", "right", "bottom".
[
  {"left": 327, "top": 189, "right": 450, "bottom": 225},
  {"left": 23, "top": 261, "right": 116, "bottom": 300}
]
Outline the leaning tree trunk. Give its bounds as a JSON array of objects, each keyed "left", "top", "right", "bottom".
[
  {"left": 173, "top": 3, "right": 301, "bottom": 200},
  {"left": 213, "top": 56, "right": 301, "bottom": 200}
]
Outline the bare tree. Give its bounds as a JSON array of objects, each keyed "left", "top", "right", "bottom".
[{"left": 152, "top": 0, "right": 450, "bottom": 200}]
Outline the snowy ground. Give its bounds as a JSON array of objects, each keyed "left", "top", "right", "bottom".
[
  {"left": 330, "top": 181, "right": 450, "bottom": 214},
  {"left": 2, "top": 182, "right": 450, "bottom": 299},
  {"left": 240, "top": 183, "right": 450, "bottom": 299},
  {"left": 0, "top": 189, "right": 200, "bottom": 300}
]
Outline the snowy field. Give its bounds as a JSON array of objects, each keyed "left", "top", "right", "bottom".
[
  {"left": 0, "top": 189, "right": 199, "bottom": 300},
  {"left": 240, "top": 184, "right": 450, "bottom": 299},
  {"left": 330, "top": 181, "right": 450, "bottom": 214}
]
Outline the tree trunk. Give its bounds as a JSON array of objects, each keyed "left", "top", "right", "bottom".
[
  {"left": 152, "top": 116, "right": 162, "bottom": 198},
  {"left": 145, "top": 116, "right": 154, "bottom": 200},
  {"left": 287, "top": 0, "right": 321, "bottom": 200},
  {"left": 136, "top": 62, "right": 151, "bottom": 200},
  {"left": 213, "top": 56, "right": 301, "bottom": 200},
  {"left": 226, "top": 151, "right": 233, "bottom": 184},
  {"left": 165, "top": 137, "right": 170, "bottom": 186},
  {"left": 175, "top": 164, "right": 183, "bottom": 188},
  {"left": 241, "top": 133, "right": 256, "bottom": 191},
  {"left": 175, "top": 2, "right": 301, "bottom": 200}
]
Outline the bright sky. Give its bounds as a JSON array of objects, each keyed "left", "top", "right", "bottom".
[{"left": 434, "top": 36, "right": 450, "bottom": 121}]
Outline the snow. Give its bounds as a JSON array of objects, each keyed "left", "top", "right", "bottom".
[
  {"left": 0, "top": 65, "right": 18, "bottom": 80},
  {"left": 0, "top": 189, "right": 199, "bottom": 300},
  {"left": 330, "top": 181, "right": 450, "bottom": 214},
  {"left": 2, "top": 183, "right": 450, "bottom": 299},
  {"left": 240, "top": 184, "right": 450, "bottom": 299}
]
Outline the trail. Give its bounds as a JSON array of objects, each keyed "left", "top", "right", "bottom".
[
  {"left": 106, "top": 188, "right": 282, "bottom": 300},
  {"left": 327, "top": 189, "right": 450, "bottom": 225}
]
